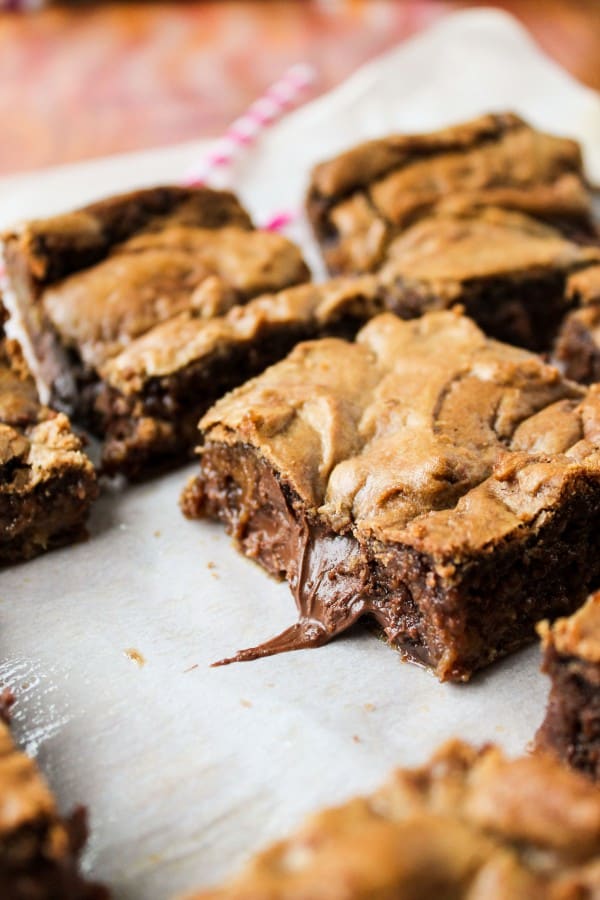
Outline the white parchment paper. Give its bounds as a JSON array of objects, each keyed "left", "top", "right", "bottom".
[{"left": 1, "top": 10, "right": 600, "bottom": 899}]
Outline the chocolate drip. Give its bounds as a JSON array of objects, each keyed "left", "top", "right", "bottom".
[
  {"left": 196, "top": 442, "right": 434, "bottom": 668},
  {"left": 212, "top": 519, "right": 384, "bottom": 665},
  {"left": 212, "top": 621, "right": 330, "bottom": 667}
]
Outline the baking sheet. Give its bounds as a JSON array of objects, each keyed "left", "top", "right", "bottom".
[{"left": 2, "top": 9, "right": 600, "bottom": 899}]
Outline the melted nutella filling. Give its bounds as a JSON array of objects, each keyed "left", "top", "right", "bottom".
[
  {"left": 199, "top": 445, "right": 431, "bottom": 668},
  {"left": 214, "top": 528, "right": 374, "bottom": 665}
]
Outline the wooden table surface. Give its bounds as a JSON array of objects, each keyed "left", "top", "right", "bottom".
[{"left": 1, "top": 0, "right": 599, "bottom": 175}]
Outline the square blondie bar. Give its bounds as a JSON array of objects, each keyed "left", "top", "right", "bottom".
[
  {"left": 2, "top": 185, "right": 309, "bottom": 449},
  {"left": 183, "top": 309, "right": 600, "bottom": 681},
  {"left": 307, "top": 112, "right": 596, "bottom": 276}
]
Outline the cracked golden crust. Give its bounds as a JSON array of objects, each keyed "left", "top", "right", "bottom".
[
  {"left": 99, "top": 276, "right": 381, "bottom": 393},
  {"left": 310, "top": 113, "right": 581, "bottom": 199},
  {"left": 538, "top": 591, "right": 600, "bottom": 663},
  {"left": 199, "top": 309, "right": 600, "bottom": 559},
  {"left": 307, "top": 113, "right": 594, "bottom": 275},
  {"left": 2, "top": 186, "right": 309, "bottom": 384},
  {"left": 185, "top": 740, "right": 600, "bottom": 899},
  {"left": 0, "top": 325, "right": 95, "bottom": 490},
  {"left": 378, "top": 208, "right": 600, "bottom": 296},
  {"left": 41, "top": 226, "right": 310, "bottom": 369},
  {"left": 2, "top": 185, "right": 253, "bottom": 284}
]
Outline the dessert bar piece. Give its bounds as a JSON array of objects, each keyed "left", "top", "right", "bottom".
[
  {"left": 536, "top": 590, "right": 600, "bottom": 780},
  {"left": 184, "top": 740, "right": 600, "bottom": 899},
  {"left": 554, "top": 265, "right": 600, "bottom": 383},
  {"left": 307, "top": 111, "right": 597, "bottom": 276},
  {"left": 377, "top": 208, "right": 600, "bottom": 351},
  {"left": 0, "top": 304, "right": 97, "bottom": 564},
  {"left": 92, "top": 277, "right": 383, "bottom": 478},
  {"left": 182, "top": 309, "right": 600, "bottom": 682},
  {"left": 2, "top": 185, "right": 309, "bottom": 415},
  {"left": 0, "top": 693, "right": 107, "bottom": 898}
]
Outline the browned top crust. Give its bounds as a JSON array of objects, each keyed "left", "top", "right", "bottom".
[
  {"left": 3, "top": 186, "right": 309, "bottom": 372},
  {"left": 306, "top": 112, "right": 595, "bottom": 274},
  {"left": 0, "top": 309, "right": 96, "bottom": 492},
  {"left": 379, "top": 208, "right": 600, "bottom": 299},
  {"left": 310, "top": 113, "right": 583, "bottom": 200},
  {"left": 538, "top": 591, "right": 600, "bottom": 663},
  {"left": 42, "top": 226, "right": 309, "bottom": 368},
  {"left": 200, "top": 309, "right": 600, "bottom": 561},
  {"left": 2, "top": 185, "right": 253, "bottom": 286},
  {"left": 100, "top": 276, "right": 382, "bottom": 394},
  {"left": 185, "top": 740, "right": 600, "bottom": 899}
]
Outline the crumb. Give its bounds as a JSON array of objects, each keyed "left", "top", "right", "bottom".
[
  {"left": 364, "top": 703, "right": 375, "bottom": 712},
  {"left": 153, "top": 530, "right": 161, "bottom": 538},
  {"left": 207, "top": 561, "right": 217, "bottom": 570},
  {"left": 240, "top": 699, "right": 252, "bottom": 708},
  {"left": 352, "top": 734, "right": 362, "bottom": 743},
  {"left": 124, "top": 648, "right": 146, "bottom": 667},
  {"left": 184, "top": 663, "right": 199, "bottom": 673}
]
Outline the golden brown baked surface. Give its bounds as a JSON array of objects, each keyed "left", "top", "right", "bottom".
[
  {"left": 82, "top": 275, "right": 384, "bottom": 478},
  {"left": 2, "top": 185, "right": 310, "bottom": 406},
  {"left": 539, "top": 591, "right": 600, "bottom": 663},
  {"left": 100, "top": 276, "right": 381, "bottom": 393},
  {"left": 376, "top": 209, "right": 600, "bottom": 352},
  {"left": 0, "top": 335, "right": 95, "bottom": 494},
  {"left": 0, "top": 304, "right": 97, "bottom": 562},
  {"left": 3, "top": 185, "right": 253, "bottom": 284},
  {"left": 380, "top": 208, "right": 599, "bottom": 293},
  {"left": 184, "top": 740, "right": 600, "bottom": 899},
  {"left": 307, "top": 112, "right": 595, "bottom": 275},
  {"left": 41, "top": 225, "right": 310, "bottom": 369},
  {"left": 200, "top": 308, "right": 598, "bottom": 557}
]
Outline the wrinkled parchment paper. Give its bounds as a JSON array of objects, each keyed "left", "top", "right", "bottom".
[{"left": 1, "top": 10, "right": 600, "bottom": 898}]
